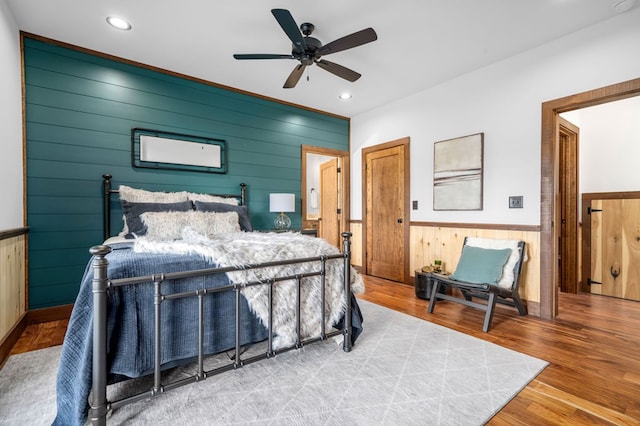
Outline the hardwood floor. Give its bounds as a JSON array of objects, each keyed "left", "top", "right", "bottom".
[
  {"left": 8, "top": 319, "right": 68, "bottom": 357},
  {"left": 5, "top": 275, "right": 640, "bottom": 424}
]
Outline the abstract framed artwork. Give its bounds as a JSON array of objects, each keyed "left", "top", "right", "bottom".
[{"left": 433, "top": 132, "right": 484, "bottom": 210}]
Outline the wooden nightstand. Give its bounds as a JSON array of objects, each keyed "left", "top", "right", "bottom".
[{"left": 256, "top": 229, "right": 317, "bottom": 237}]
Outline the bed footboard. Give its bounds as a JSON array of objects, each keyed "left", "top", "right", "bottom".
[{"left": 88, "top": 232, "right": 354, "bottom": 425}]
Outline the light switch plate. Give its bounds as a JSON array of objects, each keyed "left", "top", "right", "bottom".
[{"left": 509, "top": 196, "right": 523, "bottom": 208}]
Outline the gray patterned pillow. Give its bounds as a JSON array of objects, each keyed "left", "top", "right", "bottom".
[{"left": 186, "top": 192, "right": 239, "bottom": 205}]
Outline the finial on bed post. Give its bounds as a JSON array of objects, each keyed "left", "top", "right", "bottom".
[
  {"left": 341, "top": 232, "right": 353, "bottom": 352},
  {"left": 103, "top": 174, "right": 112, "bottom": 241},
  {"left": 89, "top": 245, "right": 111, "bottom": 426},
  {"left": 240, "top": 183, "right": 247, "bottom": 206}
]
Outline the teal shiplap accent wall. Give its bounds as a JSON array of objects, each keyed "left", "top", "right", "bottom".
[{"left": 23, "top": 36, "right": 349, "bottom": 309}]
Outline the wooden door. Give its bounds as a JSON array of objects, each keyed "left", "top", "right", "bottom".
[
  {"left": 589, "top": 199, "right": 640, "bottom": 301},
  {"left": 364, "top": 142, "right": 409, "bottom": 282},
  {"left": 558, "top": 117, "right": 579, "bottom": 293},
  {"left": 319, "top": 158, "right": 340, "bottom": 247}
]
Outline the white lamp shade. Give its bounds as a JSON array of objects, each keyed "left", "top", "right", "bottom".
[{"left": 269, "top": 193, "right": 295, "bottom": 212}]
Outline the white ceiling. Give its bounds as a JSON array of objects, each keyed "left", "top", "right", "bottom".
[{"left": 6, "top": 0, "right": 636, "bottom": 117}]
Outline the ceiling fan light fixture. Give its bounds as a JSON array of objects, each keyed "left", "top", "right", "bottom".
[
  {"left": 339, "top": 93, "right": 352, "bottom": 100},
  {"left": 106, "top": 16, "right": 132, "bottom": 31}
]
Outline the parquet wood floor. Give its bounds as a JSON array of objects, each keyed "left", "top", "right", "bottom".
[{"left": 6, "top": 275, "right": 640, "bottom": 424}]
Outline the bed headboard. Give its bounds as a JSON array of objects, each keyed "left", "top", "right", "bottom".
[{"left": 102, "top": 173, "right": 247, "bottom": 240}]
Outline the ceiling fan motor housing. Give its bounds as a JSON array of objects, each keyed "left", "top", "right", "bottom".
[{"left": 293, "top": 36, "right": 322, "bottom": 62}]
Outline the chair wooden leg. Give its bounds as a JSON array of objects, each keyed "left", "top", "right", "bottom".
[
  {"left": 482, "top": 292, "right": 498, "bottom": 332},
  {"left": 427, "top": 281, "right": 440, "bottom": 313},
  {"left": 511, "top": 293, "right": 528, "bottom": 316}
]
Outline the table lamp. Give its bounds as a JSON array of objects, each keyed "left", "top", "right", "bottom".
[{"left": 269, "top": 193, "right": 295, "bottom": 230}]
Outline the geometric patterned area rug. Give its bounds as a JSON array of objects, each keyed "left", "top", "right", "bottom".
[{"left": 0, "top": 299, "right": 547, "bottom": 425}]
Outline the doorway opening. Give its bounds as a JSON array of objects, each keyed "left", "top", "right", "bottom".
[
  {"left": 540, "top": 77, "right": 640, "bottom": 319},
  {"left": 301, "top": 145, "right": 350, "bottom": 248}
]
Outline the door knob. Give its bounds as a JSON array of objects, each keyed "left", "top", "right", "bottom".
[{"left": 397, "top": 218, "right": 403, "bottom": 223}]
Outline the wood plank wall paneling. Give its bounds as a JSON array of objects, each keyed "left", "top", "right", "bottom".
[
  {"left": 349, "top": 222, "right": 541, "bottom": 311},
  {"left": 23, "top": 36, "right": 349, "bottom": 309},
  {"left": 0, "top": 233, "right": 27, "bottom": 343},
  {"left": 349, "top": 222, "right": 363, "bottom": 267}
]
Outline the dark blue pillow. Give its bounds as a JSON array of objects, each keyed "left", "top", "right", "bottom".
[
  {"left": 449, "top": 246, "right": 512, "bottom": 285},
  {"left": 194, "top": 201, "right": 252, "bottom": 232},
  {"left": 122, "top": 200, "right": 193, "bottom": 238}
]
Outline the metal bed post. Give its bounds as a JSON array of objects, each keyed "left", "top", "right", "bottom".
[
  {"left": 102, "top": 174, "right": 112, "bottom": 242},
  {"left": 89, "top": 245, "right": 112, "bottom": 426},
  {"left": 341, "top": 232, "right": 353, "bottom": 352},
  {"left": 153, "top": 277, "right": 164, "bottom": 395},
  {"left": 320, "top": 258, "right": 327, "bottom": 339},
  {"left": 268, "top": 280, "right": 274, "bottom": 355},
  {"left": 197, "top": 289, "right": 205, "bottom": 380},
  {"left": 240, "top": 182, "right": 247, "bottom": 206},
  {"left": 234, "top": 286, "right": 242, "bottom": 368}
]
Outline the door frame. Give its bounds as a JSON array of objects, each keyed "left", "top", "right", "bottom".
[
  {"left": 540, "top": 77, "right": 640, "bottom": 319},
  {"left": 301, "top": 145, "right": 350, "bottom": 237},
  {"left": 361, "top": 137, "right": 411, "bottom": 282}
]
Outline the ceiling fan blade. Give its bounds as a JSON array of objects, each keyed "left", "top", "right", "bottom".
[
  {"left": 317, "top": 28, "right": 377, "bottom": 56},
  {"left": 283, "top": 64, "right": 306, "bottom": 88},
  {"left": 233, "top": 54, "right": 294, "bottom": 60},
  {"left": 316, "top": 60, "right": 361, "bottom": 82},
  {"left": 271, "top": 9, "right": 307, "bottom": 51}
]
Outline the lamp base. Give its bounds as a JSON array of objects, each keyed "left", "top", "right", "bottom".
[{"left": 274, "top": 212, "right": 291, "bottom": 230}]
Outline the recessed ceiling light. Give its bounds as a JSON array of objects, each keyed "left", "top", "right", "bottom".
[
  {"left": 106, "top": 16, "right": 132, "bottom": 31},
  {"left": 611, "top": 0, "right": 636, "bottom": 13},
  {"left": 338, "top": 93, "right": 352, "bottom": 101}
]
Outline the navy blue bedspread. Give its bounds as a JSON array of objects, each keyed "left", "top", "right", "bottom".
[
  {"left": 53, "top": 242, "right": 268, "bottom": 426},
  {"left": 53, "top": 242, "right": 363, "bottom": 426}
]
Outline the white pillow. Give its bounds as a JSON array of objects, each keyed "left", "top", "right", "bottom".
[
  {"left": 119, "top": 185, "right": 189, "bottom": 203},
  {"left": 464, "top": 237, "right": 527, "bottom": 289},
  {"left": 141, "top": 211, "right": 240, "bottom": 240},
  {"left": 186, "top": 192, "right": 239, "bottom": 205}
]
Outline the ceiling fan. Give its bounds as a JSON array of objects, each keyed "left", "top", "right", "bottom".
[{"left": 233, "top": 9, "right": 377, "bottom": 88}]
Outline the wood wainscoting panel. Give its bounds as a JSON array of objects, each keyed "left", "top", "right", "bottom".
[
  {"left": 0, "top": 233, "right": 27, "bottom": 343},
  {"left": 410, "top": 226, "right": 541, "bottom": 305},
  {"left": 349, "top": 221, "right": 362, "bottom": 268}
]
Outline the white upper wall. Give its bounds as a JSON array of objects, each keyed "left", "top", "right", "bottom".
[
  {"left": 350, "top": 8, "right": 640, "bottom": 226},
  {"left": 0, "top": 0, "right": 23, "bottom": 230},
  {"left": 562, "top": 96, "right": 640, "bottom": 195}
]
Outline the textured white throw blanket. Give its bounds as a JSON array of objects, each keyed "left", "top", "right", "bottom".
[{"left": 134, "top": 228, "right": 364, "bottom": 348}]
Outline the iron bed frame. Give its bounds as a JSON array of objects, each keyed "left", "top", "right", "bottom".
[
  {"left": 101, "top": 173, "right": 247, "bottom": 241},
  {"left": 88, "top": 174, "right": 355, "bottom": 425}
]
